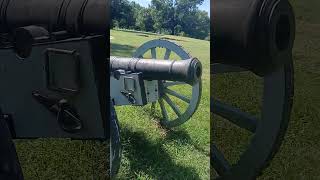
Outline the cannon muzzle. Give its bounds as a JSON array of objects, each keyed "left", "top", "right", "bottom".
[
  {"left": 212, "top": 0, "right": 295, "bottom": 75},
  {"left": 110, "top": 56, "right": 202, "bottom": 85}
]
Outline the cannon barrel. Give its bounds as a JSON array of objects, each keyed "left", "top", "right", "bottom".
[
  {"left": 110, "top": 56, "right": 202, "bottom": 85},
  {"left": 212, "top": 0, "right": 295, "bottom": 75},
  {"left": 0, "top": 0, "right": 107, "bottom": 34}
]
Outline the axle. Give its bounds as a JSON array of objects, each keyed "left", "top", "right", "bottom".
[{"left": 110, "top": 56, "right": 202, "bottom": 85}]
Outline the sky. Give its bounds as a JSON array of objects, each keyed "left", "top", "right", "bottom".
[{"left": 130, "top": 0, "right": 210, "bottom": 16}]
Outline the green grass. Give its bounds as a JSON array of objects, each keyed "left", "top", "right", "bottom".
[
  {"left": 111, "top": 29, "right": 210, "bottom": 179},
  {"left": 212, "top": 0, "right": 320, "bottom": 179},
  {"left": 15, "top": 139, "right": 109, "bottom": 179}
]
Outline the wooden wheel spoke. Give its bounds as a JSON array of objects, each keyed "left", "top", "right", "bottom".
[
  {"left": 211, "top": 144, "right": 231, "bottom": 175},
  {"left": 164, "top": 88, "right": 190, "bottom": 103},
  {"left": 159, "top": 98, "right": 169, "bottom": 120},
  {"left": 163, "top": 94, "right": 182, "bottom": 117},
  {"left": 164, "top": 48, "right": 171, "bottom": 60},
  {"left": 151, "top": 48, "right": 156, "bottom": 59},
  {"left": 211, "top": 98, "right": 258, "bottom": 133}
]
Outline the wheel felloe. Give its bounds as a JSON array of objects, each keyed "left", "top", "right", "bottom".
[
  {"left": 110, "top": 102, "right": 121, "bottom": 178},
  {"left": 211, "top": 61, "right": 294, "bottom": 179}
]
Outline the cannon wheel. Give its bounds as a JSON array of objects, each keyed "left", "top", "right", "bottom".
[
  {"left": 133, "top": 39, "right": 202, "bottom": 128},
  {"left": 110, "top": 101, "right": 121, "bottom": 178},
  {"left": 211, "top": 60, "right": 294, "bottom": 179}
]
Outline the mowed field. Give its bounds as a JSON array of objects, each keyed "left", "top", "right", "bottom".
[
  {"left": 212, "top": 0, "right": 320, "bottom": 179},
  {"left": 111, "top": 29, "right": 210, "bottom": 179}
]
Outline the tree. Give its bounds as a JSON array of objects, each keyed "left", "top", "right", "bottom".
[
  {"left": 111, "top": 0, "right": 137, "bottom": 29},
  {"left": 150, "top": 0, "right": 176, "bottom": 34},
  {"left": 111, "top": 0, "right": 210, "bottom": 40},
  {"left": 135, "top": 8, "right": 154, "bottom": 32}
]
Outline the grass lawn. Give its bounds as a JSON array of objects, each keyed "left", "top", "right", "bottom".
[
  {"left": 111, "top": 29, "right": 210, "bottom": 179},
  {"left": 212, "top": 0, "right": 320, "bottom": 179}
]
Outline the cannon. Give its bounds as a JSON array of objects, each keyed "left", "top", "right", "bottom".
[
  {"left": 0, "top": 0, "right": 203, "bottom": 178},
  {"left": 110, "top": 39, "right": 203, "bottom": 176},
  {"left": 211, "top": 0, "right": 295, "bottom": 179}
]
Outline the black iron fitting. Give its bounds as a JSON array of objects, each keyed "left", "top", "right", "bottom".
[{"left": 32, "top": 91, "right": 82, "bottom": 133}]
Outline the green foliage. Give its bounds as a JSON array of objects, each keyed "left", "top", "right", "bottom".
[
  {"left": 111, "top": 0, "right": 138, "bottom": 29},
  {"left": 135, "top": 8, "right": 154, "bottom": 32},
  {"left": 111, "top": 0, "right": 210, "bottom": 40}
]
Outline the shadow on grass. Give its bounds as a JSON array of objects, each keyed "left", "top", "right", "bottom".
[
  {"left": 165, "top": 129, "right": 209, "bottom": 156},
  {"left": 121, "top": 127, "right": 202, "bottom": 179},
  {"left": 141, "top": 106, "right": 209, "bottom": 156},
  {"left": 142, "top": 106, "right": 209, "bottom": 156},
  {"left": 111, "top": 43, "right": 136, "bottom": 57}
]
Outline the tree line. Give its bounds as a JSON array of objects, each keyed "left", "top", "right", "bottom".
[{"left": 111, "top": 0, "right": 210, "bottom": 40}]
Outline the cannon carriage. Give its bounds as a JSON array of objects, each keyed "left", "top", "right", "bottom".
[{"left": 0, "top": 0, "right": 203, "bottom": 178}]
